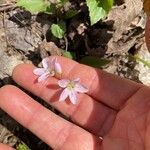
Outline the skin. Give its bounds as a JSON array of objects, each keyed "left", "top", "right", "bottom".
[{"left": 0, "top": 17, "right": 150, "bottom": 150}]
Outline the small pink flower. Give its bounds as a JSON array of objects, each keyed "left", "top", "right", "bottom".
[
  {"left": 58, "top": 78, "right": 88, "bottom": 104},
  {"left": 33, "top": 57, "right": 62, "bottom": 82}
]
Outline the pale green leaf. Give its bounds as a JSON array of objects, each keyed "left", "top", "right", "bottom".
[
  {"left": 16, "top": 0, "right": 50, "bottom": 13},
  {"left": 80, "top": 56, "right": 110, "bottom": 68},
  {"left": 86, "top": 0, "right": 113, "bottom": 25},
  {"left": 16, "top": 142, "right": 31, "bottom": 150},
  {"left": 51, "top": 21, "right": 66, "bottom": 39}
]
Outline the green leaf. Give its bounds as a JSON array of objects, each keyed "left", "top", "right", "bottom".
[
  {"left": 16, "top": 0, "right": 50, "bottom": 13},
  {"left": 58, "top": 0, "right": 69, "bottom": 5},
  {"left": 86, "top": 0, "right": 113, "bottom": 25},
  {"left": 63, "top": 51, "right": 76, "bottom": 59},
  {"left": 64, "top": 10, "right": 78, "bottom": 19},
  {"left": 16, "top": 142, "right": 31, "bottom": 150},
  {"left": 80, "top": 56, "right": 110, "bottom": 68},
  {"left": 51, "top": 21, "right": 66, "bottom": 39},
  {"left": 45, "top": 3, "right": 56, "bottom": 14},
  {"left": 100, "top": 0, "right": 114, "bottom": 12}
]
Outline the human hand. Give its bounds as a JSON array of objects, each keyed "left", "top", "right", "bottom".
[{"left": 0, "top": 56, "right": 149, "bottom": 150}]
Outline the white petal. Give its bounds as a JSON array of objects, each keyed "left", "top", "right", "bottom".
[
  {"left": 69, "top": 90, "right": 77, "bottom": 104},
  {"left": 59, "top": 88, "right": 70, "bottom": 101},
  {"left": 50, "top": 57, "right": 57, "bottom": 69},
  {"left": 38, "top": 73, "right": 49, "bottom": 82},
  {"left": 42, "top": 57, "right": 49, "bottom": 69},
  {"left": 54, "top": 62, "right": 62, "bottom": 74},
  {"left": 33, "top": 68, "right": 46, "bottom": 76},
  {"left": 58, "top": 79, "right": 70, "bottom": 88},
  {"left": 75, "top": 83, "right": 88, "bottom": 93},
  {"left": 73, "top": 78, "right": 80, "bottom": 82}
]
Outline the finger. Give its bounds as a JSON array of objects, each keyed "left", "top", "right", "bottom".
[
  {"left": 52, "top": 56, "right": 142, "bottom": 109},
  {"left": 0, "top": 85, "right": 101, "bottom": 150},
  {"left": 0, "top": 143, "right": 15, "bottom": 150},
  {"left": 13, "top": 64, "right": 117, "bottom": 136}
]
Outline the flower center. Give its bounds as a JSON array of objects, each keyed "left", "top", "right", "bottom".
[
  {"left": 47, "top": 68, "right": 55, "bottom": 75},
  {"left": 67, "top": 82, "right": 75, "bottom": 90}
]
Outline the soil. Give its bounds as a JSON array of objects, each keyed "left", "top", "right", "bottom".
[{"left": 0, "top": 0, "right": 149, "bottom": 150}]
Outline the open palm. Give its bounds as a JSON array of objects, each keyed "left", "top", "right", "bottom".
[{"left": 0, "top": 56, "right": 149, "bottom": 150}]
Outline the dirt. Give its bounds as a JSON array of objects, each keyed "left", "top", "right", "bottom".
[{"left": 0, "top": 0, "right": 149, "bottom": 149}]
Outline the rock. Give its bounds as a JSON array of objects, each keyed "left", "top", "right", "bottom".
[
  {"left": 0, "top": 52, "right": 23, "bottom": 78},
  {"left": 0, "top": 13, "right": 23, "bottom": 79},
  {"left": 135, "top": 42, "right": 150, "bottom": 85},
  {"left": 5, "top": 10, "right": 42, "bottom": 53}
]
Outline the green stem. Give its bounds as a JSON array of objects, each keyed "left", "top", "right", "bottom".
[{"left": 134, "top": 55, "right": 150, "bottom": 68}]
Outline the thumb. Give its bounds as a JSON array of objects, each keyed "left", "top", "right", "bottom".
[{"left": 0, "top": 143, "right": 15, "bottom": 150}]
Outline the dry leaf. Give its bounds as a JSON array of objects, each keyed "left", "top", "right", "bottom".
[
  {"left": 143, "top": 0, "right": 150, "bottom": 15},
  {"left": 105, "top": 0, "right": 143, "bottom": 53},
  {"left": 39, "top": 41, "right": 62, "bottom": 58}
]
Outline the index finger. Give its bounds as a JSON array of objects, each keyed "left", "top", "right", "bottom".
[{"left": 52, "top": 56, "right": 142, "bottom": 109}]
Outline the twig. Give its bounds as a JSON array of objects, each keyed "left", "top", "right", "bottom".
[
  {"left": 0, "top": 4, "right": 16, "bottom": 12},
  {"left": 3, "top": 11, "right": 10, "bottom": 51},
  {"left": 64, "top": 35, "right": 68, "bottom": 52},
  {"left": 0, "top": 3, "right": 13, "bottom": 7}
]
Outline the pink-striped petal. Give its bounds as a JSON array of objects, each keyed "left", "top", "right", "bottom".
[
  {"left": 59, "top": 88, "right": 70, "bottom": 101},
  {"left": 58, "top": 79, "right": 70, "bottom": 88},
  {"left": 75, "top": 83, "right": 88, "bottom": 93},
  {"left": 33, "top": 68, "right": 46, "bottom": 76},
  {"left": 38, "top": 72, "right": 49, "bottom": 82},
  {"left": 69, "top": 90, "right": 77, "bottom": 104},
  {"left": 42, "top": 57, "right": 49, "bottom": 69},
  {"left": 54, "top": 62, "right": 62, "bottom": 74}
]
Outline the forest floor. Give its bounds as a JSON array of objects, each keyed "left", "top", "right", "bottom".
[{"left": 0, "top": 0, "right": 149, "bottom": 149}]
